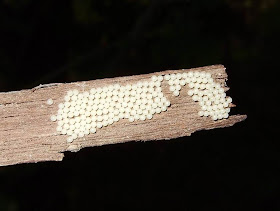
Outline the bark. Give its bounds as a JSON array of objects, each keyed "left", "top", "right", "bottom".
[{"left": 0, "top": 65, "right": 246, "bottom": 167}]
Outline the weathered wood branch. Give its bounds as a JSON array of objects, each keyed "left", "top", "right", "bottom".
[{"left": 0, "top": 65, "right": 246, "bottom": 167}]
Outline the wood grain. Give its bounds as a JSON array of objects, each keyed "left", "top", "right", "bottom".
[{"left": 0, "top": 65, "right": 246, "bottom": 167}]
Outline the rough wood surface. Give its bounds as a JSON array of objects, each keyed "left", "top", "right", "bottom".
[{"left": 0, "top": 65, "right": 246, "bottom": 167}]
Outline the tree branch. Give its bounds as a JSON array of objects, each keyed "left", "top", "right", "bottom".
[{"left": 0, "top": 65, "right": 246, "bottom": 167}]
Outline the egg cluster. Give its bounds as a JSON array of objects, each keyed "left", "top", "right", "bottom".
[
  {"left": 164, "top": 71, "right": 232, "bottom": 120},
  {"left": 50, "top": 71, "right": 232, "bottom": 143},
  {"left": 50, "top": 76, "right": 171, "bottom": 143}
]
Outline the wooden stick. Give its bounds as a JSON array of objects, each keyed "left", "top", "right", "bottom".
[{"left": 0, "top": 65, "right": 246, "bottom": 167}]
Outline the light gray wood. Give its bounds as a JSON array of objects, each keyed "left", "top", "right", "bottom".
[{"left": 0, "top": 65, "right": 246, "bottom": 167}]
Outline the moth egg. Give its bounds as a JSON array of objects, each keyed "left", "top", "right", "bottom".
[
  {"left": 200, "top": 84, "right": 206, "bottom": 90},
  {"left": 205, "top": 72, "right": 211, "bottom": 78},
  {"left": 174, "top": 79, "right": 180, "bottom": 85},
  {"left": 180, "top": 80, "right": 186, "bottom": 86},
  {"left": 215, "top": 83, "right": 221, "bottom": 89},
  {"left": 198, "top": 111, "right": 204, "bottom": 117},
  {"left": 155, "top": 108, "right": 161, "bottom": 114},
  {"left": 212, "top": 115, "right": 218, "bottom": 121},
  {"left": 71, "top": 95, "right": 78, "bottom": 101},
  {"left": 72, "top": 89, "right": 79, "bottom": 95},
  {"left": 218, "top": 104, "right": 224, "bottom": 110},
  {"left": 173, "top": 90, "right": 180, "bottom": 96},
  {"left": 147, "top": 114, "right": 153, "bottom": 120},
  {"left": 169, "top": 86, "right": 176, "bottom": 92},
  {"left": 72, "top": 134, "right": 78, "bottom": 140},
  {"left": 199, "top": 101, "right": 205, "bottom": 106},
  {"left": 196, "top": 77, "right": 202, "bottom": 84},
  {"left": 64, "top": 96, "right": 71, "bottom": 102},
  {"left": 165, "top": 100, "right": 171, "bottom": 107},
  {"left": 200, "top": 72, "right": 206, "bottom": 78},
  {"left": 164, "top": 74, "right": 171, "bottom": 80},
  {"left": 223, "top": 102, "right": 229, "bottom": 107},
  {"left": 189, "top": 83, "right": 195, "bottom": 88},
  {"left": 61, "top": 129, "right": 67, "bottom": 135},
  {"left": 120, "top": 112, "right": 126, "bottom": 119},
  {"left": 96, "top": 87, "right": 103, "bottom": 93},
  {"left": 128, "top": 117, "right": 134, "bottom": 122},
  {"left": 203, "top": 111, "right": 209, "bottom": 117},
  {"left": 168, "top": 80, "right": 174, "bottom": 86},
  {"left": 202, "top": 78, "right": 208, "bottom": 84},
  {"left": 47, "top": 99, "right": 53, "bottom": 105},
  {"left": 192, "top": 95, "right": 199, "bottom": 101},
  {"left": 51, "top": 115, "right": 57, "bottom": 122},
  {"left": 67, "top": 137, "right": 73, "bottom": 143},
  {"left": 176, "top": 73, "right": 182, "bottom": 79},
  {"left": 154, "top": 81, "right": 161, "bottom": 87},
  {"left": 198, "top": 91, "right": 204, "bottom": 97},
  {"left": 65, "top": 102, "right": 71, "bottom": 108},
  {"left": 140, "top": 115, "right": 146, "bottom": 121},
  {"left": 187, "top": 71, "right": 194, "bottom": 77},
  {"left": 170, "top": 74, "right": 176, "bottom": 80},
  {"left": 184, "top": 76, "right": 190, "bottom": 83},
  {"left": 90, "top": 88, "right": 96, "bottom": 95},
  {"left": 107, "top": 119, "right": 113, "bottom": 125},
  {"left": 182, "top": 73, "right": 188, "bottom": 78},
  {"left": 202, "top": 105, "right": 207, "bottom": 111},
  {"left": 58, "top": 103, "right": 64, "bottom": 109},
  {"left": 78, "top": 132, "right": 85, "bottom": 138},
  {"left": 56, "top": 126, "right": 62, "bottom": 132},
  {"left": 175, "top": 85, "right": 181, "bottom": 91},
  {"left": 208, "top": 78, "right": 214, "bottom": 83},
  {"left": 194, "top": 72, "right": 200, "bottom": 78},
  {"left": 66, "top": 130, "right": 73, "bottom": 136},
  {"left": 212, "top": 105, "right": 218, "bottom": 111},
  {"left": 187, "top": 90, "right": 194, "bottom": 96},
  {"left": 90, "top": 128, "right": 97, "bottom": 133},
  {"left": 158, "top": 75, "right": 163, "bottom": 82},
  {"left": 217, "top": 114, "right": 223, "bottom": 119},
  {"left": 130, "top": 110, "right": 137, "bottom": 116},
  {"left": 161, "top": 106, "right": 167, "bottom": 111},
  {"left": 227, "top": 97, "right": 232, "bottom": 103},
  {"left": 91, "top": 122, "right": 97, "bottom": 128},
  {"left": 143, "top": 110, "right": 149, "bottom": 116}
]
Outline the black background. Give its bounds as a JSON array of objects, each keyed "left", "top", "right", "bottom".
[{"left": 0, "top": 0, "right": 279, "bottom": 210}]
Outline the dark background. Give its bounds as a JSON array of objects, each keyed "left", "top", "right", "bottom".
[{"left": 0, "top": 0, "right": 279, "bottom": 210}]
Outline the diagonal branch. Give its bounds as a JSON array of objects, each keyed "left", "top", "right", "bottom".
[{"left": 0, "top": 65, "right": 246, "bottom": 167}]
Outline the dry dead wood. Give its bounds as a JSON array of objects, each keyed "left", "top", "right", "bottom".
[{"left": 0, "top": 65, "right": 246, "bottom": 167}]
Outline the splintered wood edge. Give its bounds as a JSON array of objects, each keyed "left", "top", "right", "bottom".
[{"left": 0, "top": 65, "right": 247, "bottom": 167}]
